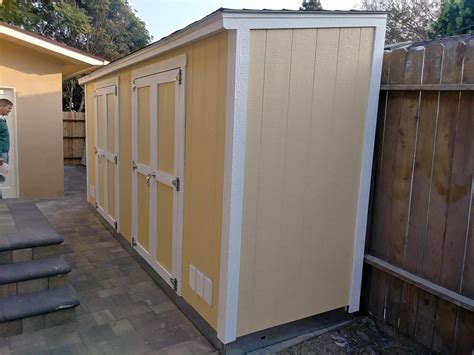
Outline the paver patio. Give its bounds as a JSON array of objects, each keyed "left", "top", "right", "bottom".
[{"left": 0, "top": 165, "right": 216, "bottom": 354}]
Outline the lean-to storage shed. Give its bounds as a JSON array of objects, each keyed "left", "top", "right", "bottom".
[{"left": 79, "top": 8, "right": 386, "bottom": 345}]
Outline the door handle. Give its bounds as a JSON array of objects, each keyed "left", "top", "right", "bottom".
[{"left": 146, "top": 172, "right": 156, "bottom": 187}]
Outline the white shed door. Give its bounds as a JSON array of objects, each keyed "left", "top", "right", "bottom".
[
  {"left": 94, "top": 85, "right": 120, "bottom": 230},
  {"left": 131, "top": 68, "right": 185, "bottom": 294},
  {"left": 0, "top": 88, "right": 18, "bottom": 198}
]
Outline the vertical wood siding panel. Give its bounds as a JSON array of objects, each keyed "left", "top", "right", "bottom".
[
  {"left": 329, "top": 27, "right": 362, "bottom": 305},
  {"left": 214, "top": 30, "right": 227, "bottom": 325},
  {"left": 119, "top": 71, "right": 132, "bottom": 241},
  {"left": 251, "top": 29, "right": 292, "bottom": 332},
  {"left": 300, "top": 28, "right": 340, "bottom": 317},
  {"left": 238, "top": 30, "right": 266, "bottom": 337},
  {"left": 275, "top": 29, "right": 317, "bottom": 325}
]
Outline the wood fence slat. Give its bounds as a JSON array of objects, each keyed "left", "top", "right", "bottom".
[
  {"left": 388, "top": 48, "right": 407, "bottom": 85},
  {"left": 432, "top": 299, "right": 457, "bottom": 353},
  {"left": 463, "top": 40, "right": 474, "bottom": 84},
  {"left": 384, "top": 275, "right": 403, "bottom": 326},
  {"left": 368, "top": 92, "right": 388, "bottom": 255},
  {"left": 414, "top": 289, "right": 437, "bottom": 349},
  {"left": 440, "top": 40, "right": 466, "bottom": 84},
  {"left": 398, "top": 282, "right": 419, "bottom": 337},
  {"left": 371, "top": 91, "right": 404, "bottom": 260},
  {"left": 423, "top": 92, "right": 459, "bottom": 283},
  {"left": 63, "top": 112, "right": 85, "bottom": 164},
  {"left": 404, "top": 92, "right": 439, "bottom": 275},
  {"left": 368, "top": 266, "right": 387, "bottom": 320},
  {"left": 453, "top": 308, "right": 474, "bottom": 354},
  {"left": 381, "top": 51, "right": 390, "bottom": 85},
  {"left": 422, "top": 43, "right": 444, "bottom": 85},
  {"left": 440, "top": 92, "right": 474, "bottom": 292}
]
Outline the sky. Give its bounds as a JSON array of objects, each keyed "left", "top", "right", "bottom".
[{"left": 128, "top": 0, "right": 360, "bottom": 41}]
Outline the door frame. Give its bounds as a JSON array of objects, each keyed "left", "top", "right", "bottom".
[
  {"left": 0, "top": 86, "right": 19, "bottom": 198},
  {"left": 93, "top": 77, "right": 120, "bottom": 231},
  {"left": 131, "top": 54, "right": 186, "bottom": 295}
]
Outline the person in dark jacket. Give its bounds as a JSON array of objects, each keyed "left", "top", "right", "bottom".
[{"left": 0, "top": 98, "right": 13, "bottom": 185}]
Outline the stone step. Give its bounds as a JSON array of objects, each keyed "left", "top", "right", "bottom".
[
  {"left": 0, "top": 285, "right": 80, "bottom": 337},
  {"left": 0, "top": 256, "right": 71, "bottom": 298},
  {"left": 0, "top": 231, "right": 63, "bottom": 264}
]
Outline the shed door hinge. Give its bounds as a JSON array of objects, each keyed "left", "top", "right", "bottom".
[
  {"left": 131, "top": 237, "right": 137, "bottom": 247},
  {"left": 114, "top": 86, "right": 118, "bottom": 96},
  {"left": 172, "top": 177, "right": 180, "bottom": 192},
  {"left": 114, "top": 221, "right": 118, "bottom": 230},
  {"left": 114, "top": 155, "right": 118, "bottom": 165},
  {"left": 175, "top": 69, "right": 182, "bottom": 85},
  {"left": 132, "top": 161, "right": 138, "bottom": 171},
  {"left": 132, "top": 82, "right": 137, "bottom": 91},
  {"left": 170, "top": 278, "right": 178, "bottom": 292}
]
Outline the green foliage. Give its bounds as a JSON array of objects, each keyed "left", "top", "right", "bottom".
[
  {"left": 430, "top": 0, "right": 474, "bottom": 37},
  {"left": 300, "top": 0, "right": 323, "bottom": 10},
  {"left": 0, "top": 0, "right": 152, "bottom": 110}
]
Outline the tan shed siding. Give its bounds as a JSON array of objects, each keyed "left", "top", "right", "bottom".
[
  {"left": 84, "top": 31, "right": 227, "bottom": 329},
  {"left": 238, "top": 27, "right": 375, "bottom": 336},
  {"left": 0, "top": 40, "right": 64, "bottom": 198}
]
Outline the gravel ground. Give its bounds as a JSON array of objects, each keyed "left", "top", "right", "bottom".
[{"left": 277, "top": 315, "right": 431, "bottom": 354}]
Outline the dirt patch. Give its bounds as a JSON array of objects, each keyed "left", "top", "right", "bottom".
[{"left": 277, "top": 315, "right": 430, "bottom": 354}]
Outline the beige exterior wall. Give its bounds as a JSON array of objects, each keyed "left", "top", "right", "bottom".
[
  {"left": 238, "top": 28, "right": 375, "bottom": 336},
  {"left": 0, "top": 39, "right": 64, "bottom": 198},
  {"left": 85, "top": 31, "right": 228, "bottom": 329}
]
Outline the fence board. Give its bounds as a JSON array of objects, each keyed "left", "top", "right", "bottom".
[
  {"left": 364, "top": 36, "right": 474, "bottom": 354},
  {"left": 423, "top": 92, "right": 459, "bottom": 283},
  {"left": 63, "top": 112, "right": 85, "bottom": 164},
  {"left": 404, "top": 92, "right": 438, "bottom": 274},
  {"left": 440, "top": 92, "right": 474, "bottom": 292}
]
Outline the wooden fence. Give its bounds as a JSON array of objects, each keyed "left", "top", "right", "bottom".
[
  {"left": 63, "top": 111, "right": 85, "bottom": 165},
  {"left": 362, "top": 36, "right": 474, "bottom": 354}
]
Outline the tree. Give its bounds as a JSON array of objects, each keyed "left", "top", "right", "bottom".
[
  {"left": 300, "top": 0, "right": 323, "bottom": 10},
  {"left": 430, "top": 0, "right": 474, "bottom": 37},
  {"left": 358, "top": 0, "right": 442, "bottom": 43},
  {"left": 0, "top": 0, "right": 152, "bottom": 110}
]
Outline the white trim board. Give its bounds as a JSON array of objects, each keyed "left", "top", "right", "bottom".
[
  {"left": 217, "top": 28, "right": 250, "bottom": 345},
  {"left": 78, "top": 11, "right": 386, "bottom": 85},
  {"left": 0, "top": 24, "right": 108, "bottom": 66},
  {"left": 348, "top": 20, "right": 387, "bottom": 313}
]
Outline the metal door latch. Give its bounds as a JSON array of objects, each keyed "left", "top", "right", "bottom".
[
  {"left": 132, "top": 161, "right": 137, "bottom": 171},
  {"left": 146, "top": 172, "right": 156, "bottom": 186},
  {"left": 131, "top": 237, "right": 137, "bottom": 247},
  {"left": 172, "top": 177, "right": 180, "bottom": 191}
]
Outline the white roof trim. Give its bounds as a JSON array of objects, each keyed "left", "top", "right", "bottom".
[
  {"left": 0, "top": 24, "right": 108, "bottom": 66},
  {"left": 78, "top": 11, "right": 387, "bottom": 85}
]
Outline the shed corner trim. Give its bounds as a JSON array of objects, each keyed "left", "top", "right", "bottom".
[
  {"left": 348, "top": 17, "right": 387, "bottom": 313},
  {"left": 217, "top": 28, "right": 250, "bottom": 345}
]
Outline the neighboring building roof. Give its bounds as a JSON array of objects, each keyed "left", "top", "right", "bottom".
[
  {"left": 385, "top": 34, "right": 474, "bottom": 51},
  {"left": 0, "top": 22, "right": 108, "bottom": 79},
  {"left": 79, "top": 7, "right": 387, "bottom": 85}
]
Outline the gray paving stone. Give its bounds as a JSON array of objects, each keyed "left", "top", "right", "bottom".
[
  {"left": 144, "top": 324, "right": 191, "bottom": 351},
  {"left": 79, "top": 323, "right": 117, "bottom": 345},
  {"left": 17, "top": 278, "right": 48, "bottom": 295},
  {"left": 44, "top": 308, "right": 76, "bottom": 328},
  {"left": 12, "top": 248, "right": 32, "bottom": 263},
  {"left": 49, "top": 274, "right": 69, "bottom": 288},
  {"left": 150, "top": 300, "right": 178, "bottom": 314},
  {"left": 10, "top": 343, "right": 50, "bottom": 355},
  {"left": 158, "top": 336, "right": 215, "bottom": 355},
  {"left": 49, "top": 343, "right": 89, "bottom": 355},
  {"left": 22, "top": 315, "right": 45, "bottom": 333},
  {"left": 0, "top": 320, "right": 22, "bottom": 337},
  {"left": 110, "top": 319, "right": 135, "bottom": 336},
  {"left": 0, "top": 283, "right": 17, "bottom": 298},
  {"left": 0, "top": 251, "right": 12, "bottom": 264},
  {"left": 33, "top": 244, "right": 60, "bottom": 259},
  {"left": 91, "top": 309, "right": 116, "bottom": 325},
  {"left": 8, "top": 329, "right": 45, "bottom": 351}
]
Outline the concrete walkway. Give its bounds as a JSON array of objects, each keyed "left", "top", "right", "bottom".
[{"left": 0, "top": 165, "right": 215, "bottom": 354}]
